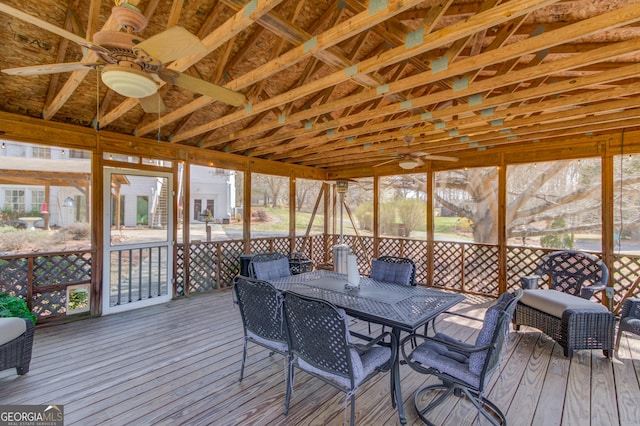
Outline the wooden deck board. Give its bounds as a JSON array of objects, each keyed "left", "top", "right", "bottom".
[{"left": 1, "top": 290, "right": 638, "bottom": 426}]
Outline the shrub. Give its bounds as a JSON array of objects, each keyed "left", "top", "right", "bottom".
[
  {"left": 65, "top": 223, "right": 91, "bottom": 240},
  {"left": 0, "top": 293, "right": 37, "bottom": 324}
]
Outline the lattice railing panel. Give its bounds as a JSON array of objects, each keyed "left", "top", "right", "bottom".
[
  {"left": 433, "top": 242, "right": 463, "bottom": 291},
  {"left": 33, "top": 253, "right": 92, "bottom": 286},
  {"left": 378, "top": 238, "right": 402, "bottom": 257},
  {"left": 612, "top": 254, "right": 640, "bottom": 314},
  {"left": 175, "top": 245, "right": 185, "bottom": 296},
  {"left": 218, "top": 240, "right": 244, "bottom": 289},
  {"left": 401, "top": 240, "right": 428, "bottom": 285},
  {"left": 506, "top": 247, "right": 549, "bottom": 291},
  {"left": 249, "top": 239, "right": 270, "bottom": 254},
  {"left": 0, "top": 257, "right": 28, "bottom": 297},
  {"left": 463, "top": 245, "right": 499, "bottom": 296},
  {"left": 272, "top": 237, "right": 291, "bottom": 255},
  {"left": 310, "top": 235, "right": 326, "bottom": 265},
  {"left": 188, "top": 243, "right": 218, "bottom": 293},
  {"left": 32, "top": 289, "right": 65, "bottom": 319}
]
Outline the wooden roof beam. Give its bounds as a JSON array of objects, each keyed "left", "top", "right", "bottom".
[{"left": 180, "top": 0, "right": 563, "bottom": 146}]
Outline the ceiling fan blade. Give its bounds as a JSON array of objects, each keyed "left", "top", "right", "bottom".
[
  {"left": 0, "top": 3, "right": 108, "bottom": 54},
  {"left": 373, "top": 158, "right": 398, "bottom": 168},
  {"left": 134, "top": 26, "right": 207, "bottom": 64},
  {"left": 2, "top": 62, "right": 101, "bottom": 76},
  {"left": 161, "top": 71, "right": 246, "bottom": 106},
  {"left": 138, "top": 92, "right": 167, "bottom": 114},
  {"left": 422, "top": 154, "right": 459, "bottom": 162}
]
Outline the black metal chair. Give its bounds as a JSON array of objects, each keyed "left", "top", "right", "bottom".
[
  {"left": 232, "top": 275, "right": 288, "bottom": 382},
  {"left": 0, "top": 317, "right": 35, "bottom": 375},
  {"left": 370, "top": 255, "right": 416, "bottom": 286},
  {"left": 401, "top": 289, "right": 523, "bottom": 426},
  {"left": 368, "top": 255, "right": 416, "bottom": 335},
  {"left": 282, "top": 292, "right": 394, "bottom": 425},
  {"left": 615, "top": 298, "right": 640, "bottom": 353},
  {"left": 248, "top": 252, "right": 292, "bottom": 280},
  {"left": 520, "top": 250, "right": 608, "bottom": 299}
]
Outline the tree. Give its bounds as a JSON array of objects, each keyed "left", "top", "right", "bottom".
[{"left": 396, "top": 198, "right": 426, "bottom": 236}]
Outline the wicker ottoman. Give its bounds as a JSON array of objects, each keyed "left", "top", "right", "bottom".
[{"left": 514, "top": 289, "right": 614, "bottom": 359}]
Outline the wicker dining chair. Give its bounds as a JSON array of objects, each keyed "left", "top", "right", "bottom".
[
  {"left": 401, "top": 289, "right": 522, "bottom": 426},
  {"left": 248, "top": 252, "right": 292, "bottom": 281},
  {"left": 520, "top": 250, "right": 608, "bottom": 299},
  {"left": 615, "top": 298, "right": 640, "bottom": 353},
  {"left": 282, "top": 292, "right": 393, "bottom": 425},
  {"left": 232, "top": 275, "right": 288, "bottom": 382}
]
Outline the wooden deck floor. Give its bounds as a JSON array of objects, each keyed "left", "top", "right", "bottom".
[{"left": 1, "top": 290, "right": 639, "bottom": 425}]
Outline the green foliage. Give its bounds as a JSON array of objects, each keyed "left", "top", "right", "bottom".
[
  {"left": 540, "top": 218, "right": 574, "bottom": 249},
  {"left": 379, "top": 201, "right": 397, "bottom": 232},
  {"left": 396, "top": 199, "right": 425, "bottom": 235},
  {"left": 0, "top": 293, "right": 36, "bottom": 324},
  {"left": 354, "top": 202, "right": 373, "bottom": 231}
]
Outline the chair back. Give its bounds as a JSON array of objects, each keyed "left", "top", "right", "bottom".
[
  {"left": 233, "top": 275, "right": 287, "bottom": 346},
  {"left": 537, "top": 250, "right": 608, "bottom": 296},
  {"left": 472, "top": 289, "right": 522, "bottom": 389},
  {"left": 370, "top": 255, "right": 416, "bottom": 286},
  {"left": 249, "top": 252, "right": 292, "bottom": 280},
  {"left": 283, "top": 292, "right": 353, "bottom": 381}
]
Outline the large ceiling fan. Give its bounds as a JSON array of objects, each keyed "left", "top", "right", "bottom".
[
  {"left": 374, "top": 135, "right": 458, "bottom": 169},
  {"left": 0, "top": 0, "right": 246, "bottom": 114}
]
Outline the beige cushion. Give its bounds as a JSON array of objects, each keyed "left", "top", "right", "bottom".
[
  {"left": 520, "top": 289, "right": 608, "bottom": 318},
  {"left": 0, "top": 318, "right": 27, "bottom": 345}
]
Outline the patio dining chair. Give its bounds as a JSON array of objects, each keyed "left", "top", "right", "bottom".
[
  {"left": 615, "top": 298, "right": 640, "bottom": 353},
  {"left": 401, "top": 289, "right": 522, "bottom": 426},
  {"left": 520, "top": 250, "right": 608, "bottom": 299},
  {"left": 368, "top": 255, "right": 416, "bottom": 335},
  {"left": 248, "top": 252, "right": 292, "bottom": 280},
  {"left": 282, "top": 291, "right": 394, "bottom": 425},
  {"left": 369, "top": 255, "right": 416, "bottom": 286},
  {"left": 232, "top": 275, "right": 288, "bottom": 382}
]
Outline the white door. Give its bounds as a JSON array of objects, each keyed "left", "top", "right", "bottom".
[{"left": 103, "top": 168, "right": 173, "bottom": 314}]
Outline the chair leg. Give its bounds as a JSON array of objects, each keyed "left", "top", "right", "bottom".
[
  {"left": 414, "top": 383, "right": 506, "bottom": 426},
  {"left": 350, "top": 394, "right": 356, "bottom": 426},
  {"left": 284, "top": 360, "right": 294, "bottom": 415},
  {"left": 615, "top": 328, "right": 624, "bottom": 352},
  {"left": 239, "top": 338, "right": 248, "bottom": 382}
]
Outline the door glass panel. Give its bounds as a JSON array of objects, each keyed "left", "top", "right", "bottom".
[{"left": 110, "top": 174, "right": 169, "bottom": 245}]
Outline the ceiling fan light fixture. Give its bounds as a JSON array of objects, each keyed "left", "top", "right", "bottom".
[
  {"left": 398, "top": 159, "right": 419, "bottom": 170},
  {"left": 101, "top": 66, "right": 157, "bottom": 98}
]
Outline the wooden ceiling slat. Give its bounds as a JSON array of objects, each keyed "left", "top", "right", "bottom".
[
  {"left": 175, "top": 0, "right": 561, "bottom": 145},
  {"left": 247, "top": 10, "right": 640, "bottom": 157},
  {"left": 200, "top": 0, "right": 629, "bottom": 151}
]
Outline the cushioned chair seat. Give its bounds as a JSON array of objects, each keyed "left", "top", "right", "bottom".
[
  {"left": 520, "top": 289, "right": 609, "bottom": 318},
  {"left": 0, "top": 318, "right": 27, "bottom": 345}
]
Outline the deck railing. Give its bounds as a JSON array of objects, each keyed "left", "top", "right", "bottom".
[{"left": 2, "top": 235, "right": 639, "bottom": 322}]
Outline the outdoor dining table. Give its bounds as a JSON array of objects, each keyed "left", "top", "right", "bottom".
[{"left": 269, "top": 269, "right": 465, "bottom": 425}]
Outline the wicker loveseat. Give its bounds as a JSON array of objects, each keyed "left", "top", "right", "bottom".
[{"left": 0, "top": 317, "right": 35, "bottom": 375}]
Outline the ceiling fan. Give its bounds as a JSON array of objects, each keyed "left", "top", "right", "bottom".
[
  {"left": 0, "top": 0, "right": 246, "bottom": 114},
  {"left": 374, "top": 135, "right": 459, "bottom": 169}
]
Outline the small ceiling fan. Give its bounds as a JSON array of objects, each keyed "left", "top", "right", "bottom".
[
  {"left": 0, "top": 0, "right": 246, "bottom": 114},
  {"left": 374, "top": 135, "right": 458, "bottom": 169}
]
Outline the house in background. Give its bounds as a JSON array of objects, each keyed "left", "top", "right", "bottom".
[
  {"left": 0, "top": 141, "right": 236, "bottom": 229},
  {"left": 0, "top": 141, "right": 88, "bottom": 228},
  {"left": 189, "top": 165, "right": 236, "bottom": 224}
]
